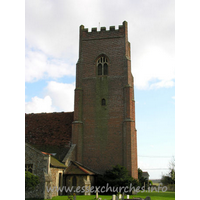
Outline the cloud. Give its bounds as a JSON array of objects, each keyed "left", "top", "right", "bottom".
[
  {"left": 25, "top": 49, "right": 75, "bottom": 82},
  {"left": 25, "top": 81, "right": 75, "bottom": 113},
  {"left": 132, "top": 46, "right": 175, "bottom": 90},
  {"left": 44, "top": 81, "right": 75, "bottom": 112},
  {"left": 149, "top": 80, "right": 175, "bottom": 90},
  {"left": 25, "top": 0, "right": 174, "bottom": 89},
  {"left": 25, "top": 96, "right": 55, "bottom": 113},
  {"left": 25, "top": 0, "right": 102, "bottom": 59}
]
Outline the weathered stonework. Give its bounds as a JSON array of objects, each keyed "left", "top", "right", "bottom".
[
  {"left": 25, "top": 143, "right": 66, "bottom": 199},
  {"left": 50, "top": 168, "right": 64, "bottom": 197},
  {"left": 25, "top": 143, "right": 52, "bottom": 199},
  {"left": 64, "top": 175, "right": 95, "bottom": 195}
]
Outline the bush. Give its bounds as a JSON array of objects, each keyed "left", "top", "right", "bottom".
[
  {"left": 161, "top": 175, "right": 174, "bottom": 186},
  {"left": 149, "top": 180, "right": 153, "bottom": 186},
  {"left": 138, "top": 168, "right": 149, "bottom": 189},
  {"left": 25, "top": 171, "right": 40, "bottom": 191},
  {"left": 96, "top": 165, "right": 139, "bottom": 194}
]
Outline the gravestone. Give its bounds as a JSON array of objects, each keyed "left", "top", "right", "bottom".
[
  {"left": 68, "top": 195, "right": 73, "bottom": 200},
  {"left": 122, "top": 192, "right": 124, "bottom": 200},
  {"left": 112, "top": 195, "right": 116, "bottom": 200},
  {"left": 127, "top": 195, "right": 129, "bottom": 199},
  {"left": 119, "top": 194, "right": 122, "bottom": 199},
  {"left": 145, "top": 197, "right": 151, "bottom": 200},
  {"left": 95, "top": 189, "right": 98, "bottom": 199}
]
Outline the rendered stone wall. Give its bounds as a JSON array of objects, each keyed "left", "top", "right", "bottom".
[
  {"left": 50, "top": 168, "right": 64, "bottom": 197},
  {"left": 65, "top": 175, "right": 94, "bottom": 195}
]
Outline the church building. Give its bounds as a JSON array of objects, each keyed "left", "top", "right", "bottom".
[{"left": 25, "top": 21, "right": 138, "bottom": 199}]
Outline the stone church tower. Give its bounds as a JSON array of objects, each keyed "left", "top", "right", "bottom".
[{"left": 72, "top": 21, "right": 138, "bottom": 179}]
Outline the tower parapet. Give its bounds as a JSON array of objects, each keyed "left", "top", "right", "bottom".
[{"left": 80, "top": 21, "right": 128, "bottom": 41}]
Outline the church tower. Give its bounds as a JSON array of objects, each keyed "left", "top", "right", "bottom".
[{"left": 72, "top": 21, "right": 138, "bottom": 179}]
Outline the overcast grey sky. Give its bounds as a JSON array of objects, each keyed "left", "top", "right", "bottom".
[{"left": 25, "top": 0, "right": 175, "bottom": 88}]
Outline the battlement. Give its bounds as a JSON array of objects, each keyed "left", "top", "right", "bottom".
[{"left": 80, "top": 21, "right": 128, "bottom": 40}]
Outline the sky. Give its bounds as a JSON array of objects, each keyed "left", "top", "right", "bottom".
[{"left": 25, "top": 0, "right": 175, "bottom": 179}]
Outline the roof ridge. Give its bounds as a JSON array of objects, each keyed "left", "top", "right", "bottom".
[
  {"left": 25, "top": 111, "right": 74, "bottom": 115},
  {"left": 62, "top": 144, "right": 76, "bottom": 163},
  {"left": 72, "top": 161, "right": 98, "bottom": 174},
  {"left": 25, "top": 143, "right": 47, "bottom": 157}
]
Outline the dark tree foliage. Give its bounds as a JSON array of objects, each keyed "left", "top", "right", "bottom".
[
  {"left": 96, "top": 165, "right": 139, "bottom": 194},
  {"left": 138, "top": 168, "right": 149, "bottom": 189},
  {"left": 161, "top": 175, "right": 174, "bottom": 185},
  {"left": 161, "top": 170, "right": 175, "bottom": 185},
  {"left": 25, "top": 171, "right": 40, "bottom": 191},
  {"left": 161, "top": 158, "right": 175, "bottom": 185}
]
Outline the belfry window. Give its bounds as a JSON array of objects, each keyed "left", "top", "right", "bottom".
[{"left": 97, "top": 56, "right": 108, "bottom": 75}]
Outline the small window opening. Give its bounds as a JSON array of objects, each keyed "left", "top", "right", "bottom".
[{"left": 102, "top": 98, "right": 106, "bottom": 106}]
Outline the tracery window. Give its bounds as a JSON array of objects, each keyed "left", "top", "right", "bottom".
[
  {"left": 97, "top": 56, "right": 108, "bottom": 75},
  {"left": 25, "top": 164, "right": 33, "bottom": 173}
]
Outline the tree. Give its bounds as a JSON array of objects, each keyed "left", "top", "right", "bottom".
[
  {"left": 169, "top": 157, "right": 175, "bottom": 184},
  {"left": 25, "top": 171, "right": 40, "bottom": 191},
  {"left": 149, "top": 180, "right": 153, "bottom": 186},
  {"left": 161, "top": 175, "right": 173, "bottom": 185},
  {"left": 96, "top": 165, "right": 139, "bottom": 194},
  {"left": 161, "top": 157, "right": 175, "bottom": 185},
  {"left": 138, "top": 168, "right": 149, "bottom": 189}
]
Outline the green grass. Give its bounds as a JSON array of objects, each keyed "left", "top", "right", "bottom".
[
  {"left": 133, "top": 191, "right": 175, "bottom": 200},
  {"left": 51, "top": 192, "right": 175, "bottom": 200}
]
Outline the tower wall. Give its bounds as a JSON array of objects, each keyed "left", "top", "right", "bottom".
[{"left": 72, "top": 21, "right": 138, "bottom": 179}]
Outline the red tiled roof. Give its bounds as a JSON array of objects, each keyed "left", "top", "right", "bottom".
[
  {"left": 41, "top": 151, "right": 66, "bottom": 168},
  {"left": 65, "top": 161, "right": 96, "bottom": 175},
  {"left": 25, "top": 112, "right": 74, "bottom": 161},
  {"left": 41, "top": 151, "right": 52, "bottom": 155}
]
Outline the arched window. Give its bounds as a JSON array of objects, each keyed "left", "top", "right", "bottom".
[
  {"left": 102, "top": 98, "right": 106, "bottom": 106},
  {"left": 97, "top": 56, "right": 108, "bottom": 75}
]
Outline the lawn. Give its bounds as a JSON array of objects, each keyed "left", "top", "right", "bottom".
[{"left": 51, "top": 192, "right": 175, "bottom": 200}]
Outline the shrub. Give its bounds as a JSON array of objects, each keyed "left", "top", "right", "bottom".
[
  {"left": 25, "top": 171, "right": 40, "bottom": 191},
  {"left": 138, "top": 168, "right": 149, "bottom": 189},
  {"left": 96, "top": 165, "right": 139, "bottom": 194}
]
